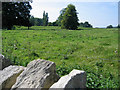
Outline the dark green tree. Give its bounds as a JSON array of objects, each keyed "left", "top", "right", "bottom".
[
  {"left": 83, "top": 21, "right": 93, "bottom": 28},
  {"left": 36, "top": 18, "right": 43, "bottom": 26},
  {"left": 43, "top": 11, "right": 49, "bottom": 26},
  {"left": 107, "top": 25, "right": 113, "bottom": 28},
  {"left": 79, "top": 22, "right": 84, "bottom": 27},
  {"left": 43, "top": 11, "right": 45, "bottom": 25},
  {"left": 117, "top": 24, "right": 120, "bottom": 28},
  {"left": 48, "top": 22, "right": 53, "bottom": 26},
  {"left": 79, "top": 21, "right": 92, "bottom": 28},
  {"left": 52, "top": 20, "right": 59, "bottom": 26},
  {"left": 61, "top": 4, "right": 79, "bottom": 30},
  {"left": 30, "top": 16, "right": 43, "bottom": 26},
  {"left": 30, "top": 16, "right": 35, "bottom": 26},
  {"left": 46, "top": 13, "right": 48, "bottom": 25},
  {"left": 2, "top": 2, "right": 32, "bottom": 30}
]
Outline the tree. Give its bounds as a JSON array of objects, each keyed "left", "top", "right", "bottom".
[
  {"left": 2, "top": 2, "right": 32, "bottom": 30},
  {"left": 61, "top": 4, "right": 79, "bottom": 30},
  {"left": 107, "top": 25, "right": 113, "bottom": 28},
  {"left": 30, "top": 16, "right": 35, "bottom": 26},
  {"left": 43, "top": 11, "right": 49, "bottom": 26},
  {"left": 57, "top": 8, "right": 66, "bottom": 26},
  {"left": 117, "top": 24, "right": 120, "bottom": 28},
  {"left": 48, "top": 22, "right": 53, "bottom": 26},
  {"left": 79, "top": 22, "right": 84, "bottom": 27},
  {"left": 79, "top": 21, "right": 92, "bottom": 28},
  {"left": 83, "top": 21, "right": 92, "bottom": 28},
  {"left": 30, "top": 16, "right": 43, "bottom": 26},
  {"left": 52, "top": 20, "right": 59, "bottom": 26},
  {"left": 36, "top": 18, "right": 43, "bottom": 26}
]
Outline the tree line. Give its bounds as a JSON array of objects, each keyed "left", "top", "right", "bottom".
[
  {"left": 29, "top": 11, "right": 48, "bottom": 26},
  {"left": 3, "top": 2, "right": 117, "bottom": 30},
  {"left": 30, "top": 4, "right": 93, "bottom": 29},
  {"left": 106, "top": 25, "right": 120, "bottom": 28},
  {"left": 2, "top": 2, "right": 93, "bottom": 30}
]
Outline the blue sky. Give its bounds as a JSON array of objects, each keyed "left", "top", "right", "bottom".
[{"left": 30, "top": 0, "right": 118, "bottom": 28}]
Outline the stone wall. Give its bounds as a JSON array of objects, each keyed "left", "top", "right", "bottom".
[{"left": 0, "top": 54, "right": 86, "bottom": 90}]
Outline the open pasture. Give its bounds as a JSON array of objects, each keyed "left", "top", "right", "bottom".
[{"left": 2, "top": 26, "right": 119, "bottom": 88}]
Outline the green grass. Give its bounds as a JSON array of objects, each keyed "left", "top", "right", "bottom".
[{"left": 2, "top": 26, "right": 119, "bottom": 88}]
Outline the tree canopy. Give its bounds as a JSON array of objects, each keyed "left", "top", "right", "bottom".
[
  {"left": 2, "top": 2, "right": 32, "bottom": 30},
  {"left": 61, "top": 4, "right": 79, "bottom": 30}
]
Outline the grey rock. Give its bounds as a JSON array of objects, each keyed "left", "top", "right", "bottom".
[
  {"left": 50, "top": 69, "right": 86, "bottom": 89},
  {"left": 0, "top": 54, "right": 12, "bottom": 70},
  {"left": 11, "top": 59, "right": 60, "bottom": 89},
  {"left": 0, "top": 65, "right": 25, "bottom": 89}
]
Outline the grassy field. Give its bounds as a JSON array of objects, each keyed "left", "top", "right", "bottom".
[{"left": 2, "top": 26, "right": 119, "bottom": 88}]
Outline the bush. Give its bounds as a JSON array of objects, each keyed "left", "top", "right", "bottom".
[{"left": 107, "top": 25, "right": 113, "bottom": 28}]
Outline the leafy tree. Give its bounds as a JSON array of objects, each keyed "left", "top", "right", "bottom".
[
  {"left": 29, "top": 16, "right": 35, "bottom": 26},
  {"left": 48, "top": 21, "right": 59, "bottom": 26},
  {"left": 30, "top": 16, "right": 43, "bottom": 26},
  {"left": 46, "top": 13, "right": 48, "bottom": 25},
  {"left": 48, "top": 22, "right": 53, "bottom": 26},
  {"left": 43, "top": 11, "right": 49, "bottom": 26},
  {"left": 79, "top": 22, "right": 92, "bottom": 28},
  {"left": 34, "top": 18, "right": 43, "bottom": 26},
  {"left": 61, "top": 4, "right": 79, "bottom": 30},
  {"left": 52, "top": 20, "right": 59, "bottom": 26},
  {"left": 79, "top": 22, "right": 84, "bottom": 27},
  {"left": 2, "top": 2, "right": 32, "bottom": 30},
  {"left": 83, "top": 21, "right": 92, "bottom": 28},
  {"left": 107, "top": 25, "right": 113, "bottom": 28},
  {"left": 36, "top": 18, "right": 43, "bottom": 26},
  {"left": 57, "top": 8, "right": 66, "bottom": 26}
]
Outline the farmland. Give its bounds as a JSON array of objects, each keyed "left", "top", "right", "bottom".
[{"left": 2, "top": 26, "right": 119, "bottom": 88}]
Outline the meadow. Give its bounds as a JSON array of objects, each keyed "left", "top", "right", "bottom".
[{"left": 2, "top": 26, "right": 119, "bottom": 88}]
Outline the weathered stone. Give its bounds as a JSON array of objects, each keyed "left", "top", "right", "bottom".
[
  {"left": 50, "top": 69, "right": 86, "bottom": 89},
  {"left": 11, "top": 59, "right": 60, "bottom": 89},
  {"left": 0, "top": 54, "right": 12, "bottom": 70},
  {"left": 0, "top": 65, "right": 25, "bottom": 89}
]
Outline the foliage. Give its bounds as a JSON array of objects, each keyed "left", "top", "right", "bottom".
[
  {"left": 48, "top": 20, "right": 59, "bottom": 26},
  {"left": 2, "top": 26, "right": 119, "bottom": 88},
  {"left": 79, "top": 21, "right": 93, "bottom": 28},
  {"left": 57, "top": 8, "right": 66, "bottom": 26},
  {"left": 106, "top": 25, "right": 113, "bottom": 28},
  {"left": 29, "top": 16, "right": 35, "bottom": 26},
  {"left": 43, "top": 11, "right": 49, "bottom": 26},
  {"left": 2, "top": 2, "right": 32, "bottom": 30},
  {"left": 56, "top": 62, "right": 118, "bottom": 88},
  {"left": 117, "top": 24, "right": 120, "bottom": 28},
  {"left": 61, "top": 4, "right": 79, "bottom": 30},
  {"left": 48, "top": 22, "right": 53, "bottom": 26}
]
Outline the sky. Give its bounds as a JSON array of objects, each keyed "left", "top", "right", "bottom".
[{"left": 30, "top": 0, "right": 119, "bottom": 28}]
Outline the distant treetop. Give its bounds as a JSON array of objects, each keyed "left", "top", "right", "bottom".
[
  {"left": 106, "top": 25, "right": 113, "bottom": 28},
  {"left": 79, "top": 21, "right": 93, "bottom": 28}
]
